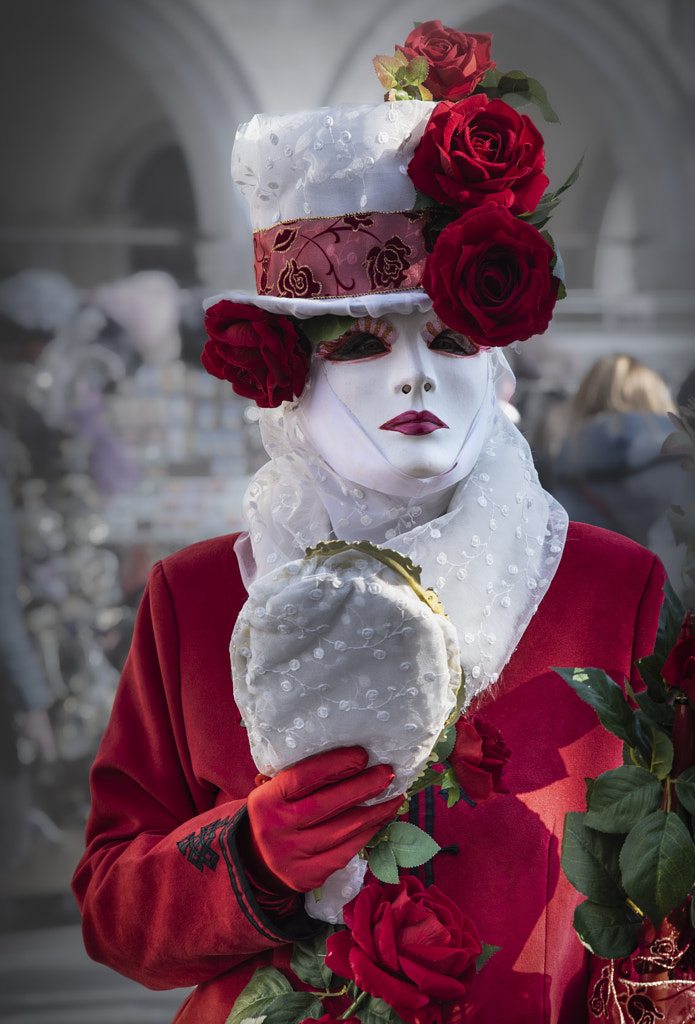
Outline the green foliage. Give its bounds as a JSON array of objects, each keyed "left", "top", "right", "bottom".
[
  {"left": 367, "top": 838, "right": 399, "bottom": 884},
  {"left": 619, "top": 811, "right": 695, "bottom": 928},
  {"left": 572, "top": 900, "right": 643, "bottom": 960},
  {"left": 367, "top": 821, "right": 441, "bottom": 883},
  {"left": 354, "top": 993, "right": 409, "bottom": 1024},
  {"left": 475, "top": 943, "right": 501, "bottom": 972},
  {"left": 300, "top": 315, "right": 358, "bottom": 346},
  {"left": 557, "top": 581, "right": 695, "bottom": 959},
  {"left": 438, "top": 765, "right": 464, "bottom": 808},
  {"left": 553, "top": 666, "right": 652, "bottom": 764},
  {"left": 290, "top": 926, "right": 338, "bottom": 989},
  {"left": 675, "top": 765, "right": 695, "bottom": 816},
  {"left": 561, "top": 812, "right": 626, "bottom": 906},
  {"left": 225, "top": 967, "right": 323, "bottom": 1024},
  {"left": 522, "top": 156, "right": 584, "bottom": 232},
  {"left": 372, "top": 51, "right": 432, "bottom": 101},
  {"left": 477, "top": 69, "right": 560, "bottom": 122},
  {"left": 584, "top": 766, "right": 663, "bottom": 834}
]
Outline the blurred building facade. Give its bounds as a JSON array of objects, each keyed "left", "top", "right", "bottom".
[{"left": 1, "top": 0, "right": 694, "bottom": 392}]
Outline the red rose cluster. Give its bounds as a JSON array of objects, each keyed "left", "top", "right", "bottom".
[
  {"left": 402, "top": 20, "right": 563, "bottom": 347},
  {"left": 325, "top": 875, "right": 482, "bottom": 1024},
  {"left": 201, "top": 300, "right": 309, "bottom": 408}
]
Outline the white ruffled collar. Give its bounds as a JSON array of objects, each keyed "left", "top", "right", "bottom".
[{"left": 235, "top": 352, "right": 568, "bottom": 702}]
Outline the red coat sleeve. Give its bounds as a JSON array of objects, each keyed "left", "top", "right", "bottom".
[{"left": 72, "top": 538, "right": 321, "bottom": 991}]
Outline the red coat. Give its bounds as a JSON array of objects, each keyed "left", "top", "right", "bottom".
[{"left": 72, "top": 522, "right": 666, "bottom": 1023}]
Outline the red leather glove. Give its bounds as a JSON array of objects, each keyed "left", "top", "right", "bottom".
[{"left": 245, "top": 745, "right": 403, "bottom": 893}]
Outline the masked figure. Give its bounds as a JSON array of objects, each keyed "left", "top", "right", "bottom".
[{"left": 73, "top": 22, "right": 667, "bottom": 1024}]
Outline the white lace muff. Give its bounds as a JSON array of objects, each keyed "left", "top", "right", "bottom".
[{"left": 231, "top": 543, "right": 463, "bottom": 801}]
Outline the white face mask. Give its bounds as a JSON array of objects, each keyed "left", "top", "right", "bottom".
[{"left": 301, "top": 311, "right": 490, "bottom": 483}]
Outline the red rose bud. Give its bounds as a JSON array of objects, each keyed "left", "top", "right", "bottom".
[
  {"left": 448, "top": 715, "right": 511, "bottom": 805},
  {"left": 325, "top": 876, "right": 482, "bottom": 1024},
  {"left": 396, "top": 21, "right": 495, "bottom": 101},
  {"left": 201, "top": 299, "right": 309, "bottom": 408},
  {"left": 662, "top": 611, "right": 695, "bottom": 702},
  {"left": 422, "top": 205, "right": 560, "bottom": 348},
  {"left": 408, "top": 97, "right": 548, "bottom": 217}
]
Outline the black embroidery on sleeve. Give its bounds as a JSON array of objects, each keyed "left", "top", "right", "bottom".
[{"left": 177, "top": 817, "right": 231, "bottom": 872}]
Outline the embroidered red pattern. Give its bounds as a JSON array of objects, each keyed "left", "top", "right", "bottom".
[{"left": 254, "top": 211, "right": 433, "bottom": 298}]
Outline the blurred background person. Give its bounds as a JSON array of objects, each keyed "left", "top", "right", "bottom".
[{"left": 550, "top": 352, "right": 682, "bottom": 562}]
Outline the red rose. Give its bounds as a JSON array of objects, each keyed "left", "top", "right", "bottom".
[
  {"left": 325, "top": 876, "right": 481, "bottom": 1024},
  {"left": 408, "top": 97, "right": 548, "bottom": 216},
  {"left": 448, "top": 715, "right": 511, "bottom": 805},
  {"left": 397, "top": 21, "right": 495, "bottom": 101},
  {"left": 422, "top": 205, "right": 560, "bottom": 347},
  {"left": 202, "top": 300, "right": 309, "bottom": 408},
  {"left": 364, "top": 236, "right": 412, "bottom": 290},
  {"left": 662, "top": 611, "right": 695, "bottom": 700}
]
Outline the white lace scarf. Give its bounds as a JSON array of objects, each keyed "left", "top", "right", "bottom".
[{"left": 234, "top": 352, "right": 568, "bottom": 702}]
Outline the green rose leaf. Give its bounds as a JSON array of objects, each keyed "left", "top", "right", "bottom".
[
  {"left": 522, "top": 157, "right": 581, "bottom": 230},
  {"left": 630, "top": 683, "right": 674, "bottom": 732},
  {"left": 407, "top": 765, "right": 444, "bottom": 798},
  {"left": 619, "top": 809, "right": 695, "bottom": 927},
  {"left": 434, "top": 722, "right": 457, "bottom": 763},
  {"left": 480, "top": 69, "right": 560, "bottom": 123},
  {"left": 584, "top": 766, "right": 663, "bottom": 834},
  {"left": 290, "top": 926, "right": 337, "bottom": 989},
  {"left": 438, "top": 765, "right": 464, "bottom": 808},
  {"left": 623, "top": 740, "right": 649, "bottom": 771},
  {"left": 401, "top": 56, "right": 428, "bottom": 87},
  {"left": 381, "top": 820, "right": 440, "bottom": 868},
  {"left": 354, "top": 993, "right": 407, "bottom": 1024},
  {"left": 648, "top": 724, "right": 674, "bottom": 780},
  {"left": 300, "top": 315, "right": 356, "bottom": 346},
  {"left": 572, "top": 899, "right": 643, "bottom": 959},
  {"left": 561, "top": 812, "right": 626, "bottom": 906},
  {"left": 225, "top": 967, "right": 295, "bottom": 1024},
  {"left": 675, "top": 765, "right": 695, "bottom": 816},
  {"left": 263, "top": 993, "right": 325, "bottom": 1024},
  {"left": 372, "top": 52, "right": 408, "bottom": 90},
  {"left": 554, "top": 667, "right": 650, "bottom": 762},
  {"left": 475, "top": 943, "right": 501, "bottom": 972},
  {"left": 636, "top": 580, "right": 687, "bottom": 685},
  {"left": 412, "top": 189, "right": 441, "bottom": 212},
  {"left": 368, "top": 838, "right": 399, "bottom": 884}
]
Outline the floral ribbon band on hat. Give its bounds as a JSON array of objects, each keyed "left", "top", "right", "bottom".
[{"left": 203, "top": 18, "right": 580, "bottom": 409}]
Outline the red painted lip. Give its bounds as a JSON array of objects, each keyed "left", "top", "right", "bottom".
[{"left": 379, "top": 411, "right": 449, "bottom": 435}]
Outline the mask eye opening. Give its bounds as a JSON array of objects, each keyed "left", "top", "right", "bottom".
[{"left": 317, "top": 316, "right": 393, "bottom": 361}]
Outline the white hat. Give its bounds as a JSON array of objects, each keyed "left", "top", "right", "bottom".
[{"left": 205, "top": 101, "right": 438, "bottom": 319}]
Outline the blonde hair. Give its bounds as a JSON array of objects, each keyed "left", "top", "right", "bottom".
[{"left": 570, "top": 353, "right": 677, "bottom": 428}]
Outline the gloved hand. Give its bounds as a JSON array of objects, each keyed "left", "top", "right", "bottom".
[{"left": 244, "top": 745, "right": 403, "bottom": 893}]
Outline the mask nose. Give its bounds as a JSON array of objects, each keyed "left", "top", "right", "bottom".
[{"left": 394, "top": 333, "right": 436, "bottom": 396}]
